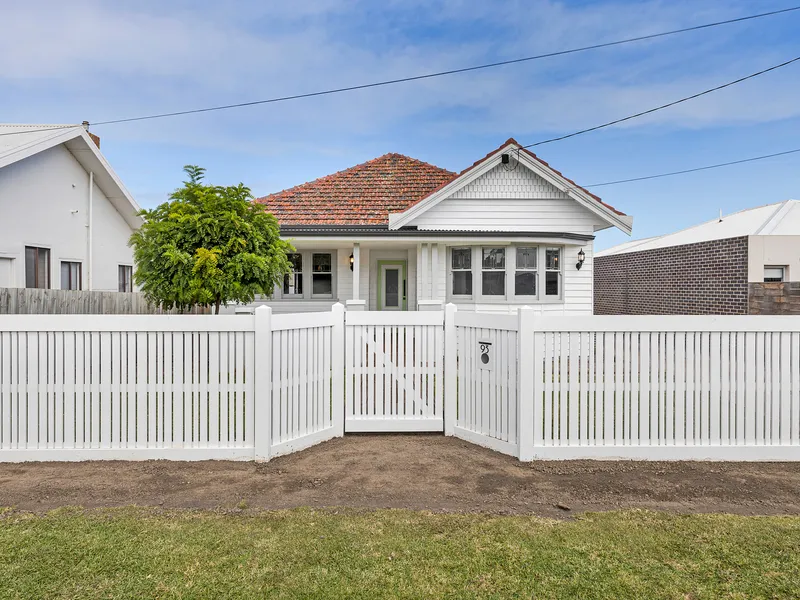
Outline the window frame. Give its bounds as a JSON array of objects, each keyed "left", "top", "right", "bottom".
[
  {"left": 544, "top": 247, "right": 562, "bottom": 299},
  {"left": 60, "top": 261, "right": 82, "bottom": 291},
  {"left": 275, "top": 250, "right": 337, "bottom": 301},
  {"left": 446, "top": 244, "right": 568, "bottom": 304},
  {"left": 25, "top": 246, "right": 50, "bottom": 289},
  {"left": 480, "top": 246, "right": 507, "bottom": 299},
  {"left": 764, "top": 266, "right": 786, "bottom": 283},
  {"left": 514, "top": 246, "right": 538, "bottom": 299},
  {"left": 118, "top": 265, "right": 133, "bottom": 293},
  {"left": 450, "top": 247, "right": 473, "bottom": 299},
  {"left": 283, "top": 253, "right": 304, "bottom": 298}
]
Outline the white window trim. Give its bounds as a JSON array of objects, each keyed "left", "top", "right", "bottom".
[
  {"left": 118, "top": 264, "right": 134, "bottom": 293},
  {"left": 59, "top": 259, "right": 84, "bottom": 291},
  {"left": 446, "top": 245, "right": 565, "bottom": 304},
  {"left": 449, "top": 246, "right": 474, "bottom": 300},
  {"left": 276, "top": 250, "right": 337, "bottom": 300}
]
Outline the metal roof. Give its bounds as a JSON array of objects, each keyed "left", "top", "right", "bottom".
[{"left": 597, "top": 200, "right": 800, "bottom": 257}]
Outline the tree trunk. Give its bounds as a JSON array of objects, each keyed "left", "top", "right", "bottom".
[{"left": 215, "top": 296, "right": 221, "bottom": 315}]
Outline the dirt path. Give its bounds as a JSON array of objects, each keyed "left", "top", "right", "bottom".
[{"left": 2, "top": 435, "right": 799, "bottom": 517}]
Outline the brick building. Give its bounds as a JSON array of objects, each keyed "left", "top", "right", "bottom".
[{"left": 595, "top": 200, "right": 800, "bottom": 315}]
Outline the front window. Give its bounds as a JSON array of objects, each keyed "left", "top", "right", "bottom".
[
  {"left": 482, "top": 247, "right": 505, "bottom": 296},
  {"left": 60, "top": 261, "right": 82, "bottom": 290},
  {"left": 312, "top": 253, "right": 333, "bottom": 297},
  {"left": 118, "top": 265, "right": 133, "bottom": 292},
  {"left": 451, "top": 248, "right": 472, "bottom": 296},
  {"left": 545, "top": 248, "right": 561, "bottom": 296},
  {"left": 515, "top": 247, "right": 537, "bottom": 297},
  {"left": 25, "top": 246, "right": 50, "bottom": 289},
  {"left": 283, "top": 253, "right": 303, "bottom": 295}
]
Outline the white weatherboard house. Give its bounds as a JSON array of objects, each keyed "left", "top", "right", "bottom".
[
  {"left": 255, "top": 139, "right": 632, "bottom": 314},
  {"left": 0, "top": 124, "right": 142, "bottom": 292}
]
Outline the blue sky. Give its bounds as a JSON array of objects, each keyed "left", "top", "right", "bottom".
[{"left": 2, "top": 0, "right": 799, "bottom": 249}]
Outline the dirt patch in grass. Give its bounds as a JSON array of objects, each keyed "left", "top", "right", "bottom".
[{"left": 1, "top": 434, "right": 799, "bottom": 517}]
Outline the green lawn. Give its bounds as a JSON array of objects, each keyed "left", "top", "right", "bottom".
[{"left": 1, "top": 507, "right": 798, "bottom": 599}]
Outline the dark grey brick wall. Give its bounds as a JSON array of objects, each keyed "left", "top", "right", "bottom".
[{"left": 594, "top": 236, "right": 749, "bottom": 315}]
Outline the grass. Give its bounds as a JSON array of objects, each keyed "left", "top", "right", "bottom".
[{"left": 1, "top": 507, "right": 799, "bottom": 599}]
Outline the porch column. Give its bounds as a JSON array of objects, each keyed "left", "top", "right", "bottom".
[
  {"left": 352, "top": 243, "right": 360, "bottom": 300},
  {"left": 420, "top": 243, "right": 429, "bottom": 301},
  {"left": 430, "top": 243, "right": 439, "bottom": 300}
]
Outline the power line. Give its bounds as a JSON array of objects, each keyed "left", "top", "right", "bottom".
[
  {"left": 522, "top": 55, "right": 800, "bottom": 149},
  {"left": 579, "top": 148, "right": 800, "bottom": 188},
  {"left": 90, "top": 5, "right": 800, "bottom": 126}
]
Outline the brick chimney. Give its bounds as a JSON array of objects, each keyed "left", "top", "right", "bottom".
[{"left": 81, "top": 120, "right": 100, "bottom": 149}]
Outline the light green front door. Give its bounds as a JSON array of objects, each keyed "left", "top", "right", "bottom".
[{"left": 378, "top": 261, "right": 407, "bottom": 311}]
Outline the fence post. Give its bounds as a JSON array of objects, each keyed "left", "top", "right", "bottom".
[
  {"left": 331, "top": 302, "right": 346, "bottom": 437},
  {"left": 517, "top": 306, "right": 535, "bottom": 461},
  {"left": 444, "top": 303, "right": 458, "bottom": 436},
  {"left": 254, "top": 305, "right": 272, "bottom": 462}
]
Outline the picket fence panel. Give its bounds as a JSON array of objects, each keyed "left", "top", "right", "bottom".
[
  {"left": 522, "top": 315, "right": 800, "bottom": 459},
  {"left": 454, "top": 312, "right": 518, "bottom": 456},
  {"left": 0, "top": 307, "right": 345, "bottom": 462},
  {"left": 344, "top": 311, "right": 444, "bottom": 431}
]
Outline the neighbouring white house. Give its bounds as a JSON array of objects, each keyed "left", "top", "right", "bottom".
[
  {"left": 254, "top": 139, "right": 632, "bottom": 314},
  {"left": 0, "top": 123, "right": 142, "bottom": 292}
]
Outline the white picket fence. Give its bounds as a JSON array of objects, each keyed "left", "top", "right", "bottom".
[
  {"left": 2, "top": 304, "right": 800, "bottom": 462},
  {"left": 0, "top": 306, "right": 344, "bottom": 461},
  {"left": 453, "top": 311, "right": 800, "bottom": 460},
  {"left": 344, "top": 311, "right": 444, "bottom": 432}
]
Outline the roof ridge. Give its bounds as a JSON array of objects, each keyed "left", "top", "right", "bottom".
[{"left": 255, "top": 152, "right": 454, "bottom": 202}]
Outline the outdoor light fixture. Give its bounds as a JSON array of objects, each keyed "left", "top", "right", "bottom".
[
  {"left": 349, "top": 253, "right": 354, "bottom": 271},
  {"left": 501, "top": 153, "right": 510, "bottom": 164},
  {"left": 576, "top": 248, "right": 586, "bottom": 270}
]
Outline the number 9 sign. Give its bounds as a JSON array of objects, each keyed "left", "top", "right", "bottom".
[{"left": 478, "top": 340, "right": 493, "bottom": 370}]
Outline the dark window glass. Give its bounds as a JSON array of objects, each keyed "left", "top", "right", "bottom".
[
  {"left": 25, "top": 246, "right": 50, "bottom": 289},
  {"left": 60, "top": 261, "right": 82, "bottom": 290},
  {"left": 764, "top": 267, "right": 785, "bottom": 283},
  {"left": 385, "top": 268, "right": 399, "bottom": 307},
  {"left": 312, "top": 274, "right": 332, "bottom": 295},
  {"left": 545, "top": 271, "right": 559, "bottom": 296},
  {"left": 515, "top": 272, "right": 536, "bottom": 296},
  {"left": 516, "top": 247, "right": 537, "bottom": 270},
  {"left": 283, "top": 253, "right": 303, "bottom": 295},
  {"left": 482, "top": 272, "right": 505, "bottom": 296},
  {"left": 482, "top": 248, "right": 505, "bottom": 270},
  {"left": 545, "top": 248, "right": 560, "bottom": 271},
  {"left": 451, "top": 248, "right": 471, "bottom": 270},
  {"left": 118, "top": 265, "right": 133, "bottom": 292},
  {"left": 453, "top": 271, "right": 472, "bottom": 295},
  {"left": 311, "top": 253, "right": 333, "bottom": 296}
]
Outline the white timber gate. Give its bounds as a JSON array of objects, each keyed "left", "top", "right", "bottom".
[{"left": 344, "top": 310, "right": 447, "bottom": 432}]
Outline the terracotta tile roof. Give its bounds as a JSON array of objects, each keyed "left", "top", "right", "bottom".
[
  {"left": 254, "top": 153, "right": 456, "bottom": 225},
  {"left": 255, "top": 139, "right": 625, "bottom": 226}
]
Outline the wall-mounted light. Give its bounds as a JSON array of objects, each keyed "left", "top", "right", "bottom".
[
  {"left": 349, "top": 253, "right": 354, "bottom": 271},
  {"left": 576, "top": 248, "right": 586, "bottom": 270}
]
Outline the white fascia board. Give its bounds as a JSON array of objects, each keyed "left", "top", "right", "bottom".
[
  {"left": 65, "top": 132, "right": 144, "bottom": 230},
  {"left": 389, "top": 142, "right": 633, "bottom": 235},
  {"left": 0, "top": 127, "right": 83, "bottom": 171}
]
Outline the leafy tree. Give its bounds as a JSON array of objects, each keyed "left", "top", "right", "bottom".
[{"left": 130, "top": 165, "right": 292, "bottom": 314}]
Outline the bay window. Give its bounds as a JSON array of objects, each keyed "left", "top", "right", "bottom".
[
  {"left": 481, "top": 247, "right": 505, "bottom": 296},
  {"left": 448, "top": 245, "right": 567, "bottom": 302}
]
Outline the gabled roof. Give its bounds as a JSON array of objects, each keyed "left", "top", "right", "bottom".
[
  {"left": 597, "top": 200, "right": 800, "bottom": 257},
  {"left": 254, "top": 153, "right": 456, "bottom": 225},
  {"left": 389, "top": 138, "right": 632, "bottom": 234},
  {"left": 0, "top": 123, "right": 143, "bottom": 229}
]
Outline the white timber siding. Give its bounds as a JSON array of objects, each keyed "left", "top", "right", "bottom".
[
  {"left": 0, "top": 145, "right": 136, "bottom": 291},
  {"left": 407, "top": 164, "right": 608, "bottom": 234}
]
